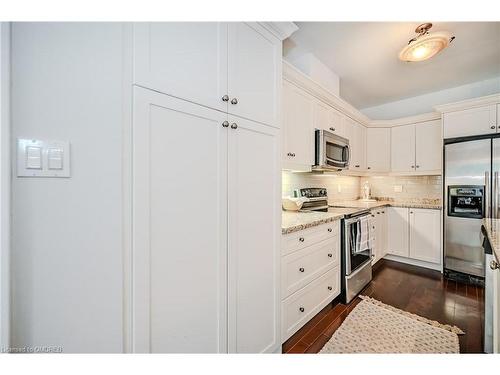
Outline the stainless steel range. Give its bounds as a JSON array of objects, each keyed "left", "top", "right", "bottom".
[{"left": 293, "top": 188, "right": 373, "bottom": 304}]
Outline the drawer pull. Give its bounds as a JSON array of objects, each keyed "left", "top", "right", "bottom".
[
  {"left": 327, "top": 228, "right": 332, "bottom": 232},
  {"left": 299, "top": 267, "right": 305, "bottom": 273},
  {"left": 328, "top": 286, "right": 333, "bottom": 291},
  {"left": 327, "top": 253, "right": 333, "bottom": 258},
  {"left": 299, "top": 237, "right": 305, "bottom": 242},
  {"left": 299, "top": 307, "right": 305, "bottom": 312}
]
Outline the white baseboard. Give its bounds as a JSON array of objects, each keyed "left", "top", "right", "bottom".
[{"left": 383, "top": 254, "right": 443, "bottom": 273}]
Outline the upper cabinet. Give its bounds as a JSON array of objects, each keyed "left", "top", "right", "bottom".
[
  {"left": 443, "top": 104, "right": 497, "bottom": 139},
  {"left": 391, "top": 120, "right": 441, "bottom": 174},
  {"left": 313, "top": 100, "right": 346, "bottom": 138},
  {"left": 283, "top": 80, "right": 314, "bottom": 170},
  {"left": 227, "top": 23, "right": 281, "bottom": 127},
  {"left": 415, "top": 120, "right": 442, "bottom": 172},
  {"left": 133, "top": 22, "right": 281, "bottom": 127},
  {"left": 366, "top": 128, "right": 390, "bottom": 172},
  {"left": 345, "top": 117, "right": 366, "bottom": 171}
]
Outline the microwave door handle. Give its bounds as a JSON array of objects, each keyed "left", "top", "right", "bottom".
[{"left": 344, "top": 145, "right": 350, "bottom": 166}]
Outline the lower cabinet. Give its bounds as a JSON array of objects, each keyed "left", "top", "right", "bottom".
[
  {"left": 132, "top": 87, "right": 280, "bottom": 353},
  {"left": 281, "top": 221, "right": 341, "bottom": 342},
  {"left": 387, "top": 207, "right": 441, "bottom": 266},
  {"left": 371, "top": 209, "right": 388, "bottom": 264}
]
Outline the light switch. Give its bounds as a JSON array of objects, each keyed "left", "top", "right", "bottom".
[
  {"left": 26, "top": 146, "right": 42, "bottom": 169},
  {"left": 48, "top": 148, "right": 63, "bottom": 170},
  {"left": 17, "top": 138, "right": 70, "bottom": 177}
]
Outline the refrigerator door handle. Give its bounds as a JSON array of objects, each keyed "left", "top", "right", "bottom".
[
  {"left": 486, "top": 171, "right": 491, "bottom": 218},
  {"left": 495, "top": 172, "right": 499, "bottom": 219}
]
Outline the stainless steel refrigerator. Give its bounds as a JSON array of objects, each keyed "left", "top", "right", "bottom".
[{"left": 444, "top": 136, "right": 500, "bottom": 279}]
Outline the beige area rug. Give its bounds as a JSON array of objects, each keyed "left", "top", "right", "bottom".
[{"left": 320, "top": 296, "right": 464, "bottom": 354}]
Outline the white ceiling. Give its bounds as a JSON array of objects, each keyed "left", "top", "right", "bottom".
[{"left": 286, "top": 22, "right": 500, "bottom": 109}]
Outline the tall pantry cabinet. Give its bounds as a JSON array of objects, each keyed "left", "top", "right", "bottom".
[{"left": 131, "top": 23, "right": 287, "bottom": 353}]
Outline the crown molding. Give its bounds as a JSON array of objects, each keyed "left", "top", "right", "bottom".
[
  {"left": 434, "top": 93, "right": 500, "bottom": 113},
  {"left": 369, "top": 111, "right": 441, "bottom": 127},
  {"left": 283, "top": 60, "right": 371, "bottom": 126},
  {"left": 259, "top": 22, "right": 298, "bottom": 41}
]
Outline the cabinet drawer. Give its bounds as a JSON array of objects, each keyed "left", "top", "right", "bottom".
[
  {"left": 282, "top": 221, "right": 339, "bottom": 255},
  {"left": 282, "top": 266, "right": 340, "bottom": 342},
  {"left": 282, "top": 237, "right": 340, "bottom": 298}
]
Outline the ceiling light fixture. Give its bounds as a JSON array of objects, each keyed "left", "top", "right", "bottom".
[{"left": 399, "top": 23, "right": 455, "bottom": 62}]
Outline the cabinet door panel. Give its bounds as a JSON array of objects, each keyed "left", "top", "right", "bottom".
[
  {"left": 443, "top": 104, "right": 497, "bottom": 138},
  {"left": 132, "top": 87, "right": 228, "bottom": 353},
  {"left": 387, "top": 207, "right": 409, "bottom": 257},
  {"left": 227, "top": 116, "right": 280, "bottom": 353},
  {"left": 228, "top": 23, "right": 280, "bottom": 127},
  {"left": 409, "top": 209, "right": 441, "bottom": 264},
  {"left": 283, "top": 81, "right": 314, "bottom": 169},
  {"left": 391, "top": 124, "right": 415, "bottom": 173},
  {"left": 133, "top": 23, "right": 228, "bottom": 112},
  {"left": 346, "top": 118, "right": 366, "bottom": 171},
  {"left": 416, "top": 120, "right": 442, "bottom": 172},
  {"left": 366, "top": 128, "right": 391, "bottom": 172},
  {"left": 313, "top": 100, "right": 345, "bottom": 137}
]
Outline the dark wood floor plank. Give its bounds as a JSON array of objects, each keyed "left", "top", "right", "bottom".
[{"left": 282, "top": 259, "right": 485, "bottom": 354}]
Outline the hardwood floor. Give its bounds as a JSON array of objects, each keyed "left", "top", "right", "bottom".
[{"left": 282, "top": 259, "right": 485, "bottom": 354}]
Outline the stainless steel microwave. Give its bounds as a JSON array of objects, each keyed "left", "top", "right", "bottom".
[{"left": 313, "top": 129, "right": 350, "bottom": 171}]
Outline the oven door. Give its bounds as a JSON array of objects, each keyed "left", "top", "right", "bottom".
[{"left": 344, "top": 215, "right": 372, "bottom": 275}]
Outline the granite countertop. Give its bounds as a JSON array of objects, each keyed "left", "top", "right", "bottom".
[
  {"left": 481, "top": 218, "right": 500, "bottom": 262},
  {"left": 282, "top": 210, "right": 347, "bottom": 234},
  {"left": 330, "top": 200, "right": 442, "bottom": 210},
  {"left": 282, "top": 199, "right": 443, "bottom": 235}
]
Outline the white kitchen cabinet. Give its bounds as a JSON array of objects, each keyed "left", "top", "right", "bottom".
[
  {"left": 372, "top": 208, "right": 388, "bottom": 264},
  {"left": 443, "top": 104, "right": 497, "bottom": 138},
  {"left": 415, "top": 120, "right": 442, "bottom": 172},
  {"left": 409, "top": 208, "right": 441, "bottom": 264},
  {"left": 227, "top": 23, "right": 281, "bottom": 127},
  {"left": 345, "top": 117, "right": 366, "bottom": 171},
  {"left": 227, "top": 115, "right": 280, "bottom": 353},
  {"left": 132, "top": 87, "right": 228, "bottom": 353},
  {"left": 132, "top": 87, "right": 280, "bottom": 353},
  {"left": 366, "top": 128, "right": 390, "bottom": 172},
  {"left": 313, "top": 99, "right": 345, "bottom": 137},
  {"left": 133, "top": 22, "right": 280, "bottom": 127},
  {"left": 283, "top": 80, "right": 314, "bottom": 170},
  {"left": 133, "top": 22, "right": 229, "bottom": 113},
  {"left": 391, "top": 121, "right": 442, "bottom": 174},
  {"left": 391, "top": 124, "right": 415, "bottom": 173},
  {"left": 387, "top": 207, "right": 409, "bottom": 257}
]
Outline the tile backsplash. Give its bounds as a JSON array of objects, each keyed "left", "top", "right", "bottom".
[{"left": 282, "top": 171, "right": 442, "bottom": 203}]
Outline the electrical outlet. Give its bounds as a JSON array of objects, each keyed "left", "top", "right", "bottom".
[
  {"left": 337, "top": 184, "right": 342, "bottom": 193},
  {"left": 394, "top": 185, "right": 403, "bottom": 193}
]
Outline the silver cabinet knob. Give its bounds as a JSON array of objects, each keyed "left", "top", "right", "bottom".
[
  {"left": 327, "top": 253, "right": 332, "bottom": 258},
  {"left": 299, "top": 267, "right": 305, "bottom": 273},
  {"left": 299, "top": 307, "right": 305, "bottom": 312},
  {"left": 327, "top": 228, "right": 332, "bottom": 232},
  {"left": 327, "top": 286, "right": 332, "bottom": 291},
  {"left": 230, "top": 98, "right": 238, "bottom": 105},
  {"left": 329, "top": 127, "right": 335, "bottom": 132},
  {"left": 490, "top": 260, "right": 500, "bottom": 270},
  {"left": 222, "top": 95, "right": 229, "bottom": 102},
  {"left": 299, "top": 237, "right": 304, "bottom": 242},
  {"left": 222, "top": 121, "right": 229, "bottom": 128},
  {"left": 230, "top": 123, "right": 238, "bottom": 129},
  {"left": 491, "top": 125, "right": 496, "bottom": 129}
]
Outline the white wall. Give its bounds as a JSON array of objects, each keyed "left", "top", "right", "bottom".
[
  {"left": 283, "top": 39, "right": 340, "bottom": 96},
  {"left": 0, "top": 22, "right": 10, "bottom": 350},
  {"left": 361, "top": 76, "right": 500, "bottom": 120},
  {"left": 10, "top": 23, "right": 125, "bottom": 352}
]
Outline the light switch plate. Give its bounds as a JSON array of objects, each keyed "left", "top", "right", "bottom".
[
  {"left": 17, "top": 138, "right": 70, "bottom": 177},
  {"left": 394, "top": 185, "right": 403, "bottom": 193}
]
